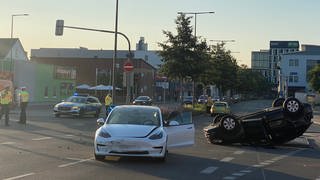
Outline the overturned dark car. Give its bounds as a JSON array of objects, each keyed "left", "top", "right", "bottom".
[{"left": 204, "top": 97, "right": 313, "bottom": 145}]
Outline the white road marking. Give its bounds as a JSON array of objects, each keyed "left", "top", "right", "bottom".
[
  {"left": 3, "top": 173, "right": 35, "bottom": 180},
  {"left": 253, "top": 164, "right": 264, "bottom": 167},
  {"left": 32, "top": 137, "right": 52, "bottom": 141},
  {"left": 260, "top": 162, "right": 270, "bottom": 165},
  {"left": 0, "top": 142, "right": 16, "bottom": 145},
  {"left": 58, "top": 157, "right": 94, "bottom": 168},
  {"left": 223, "top": 176, "right": 236, "bottom": 180},
  {"left": 233, "top": 150, "right": 244, "bottom": 155},
  {"left": 65, "top": 134, "right": 74, "bottom": 137},
  {"left": 232, "top": 173, "right": 245, "bottom": 176},
  {"left": 240, "top": 170, "right": 252, "bottom": 173},
  {"left": 200, "top": 166, "right": 218, "bottom": 174},
  {"left": 220, "top": 157, "right": 234, "bottom": 162}
]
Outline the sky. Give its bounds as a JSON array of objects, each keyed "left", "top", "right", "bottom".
[{"left": 1, "top": 0, "right": 320, "bottom": 66}]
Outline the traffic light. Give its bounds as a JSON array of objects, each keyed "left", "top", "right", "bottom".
[{"left": 55, "top": 20, "right": 64, "bottom": 36}]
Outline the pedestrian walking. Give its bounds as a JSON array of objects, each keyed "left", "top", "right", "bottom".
[
  {"left": 0, "top": 87, "right": 13, "bottom": 126},
  {"left": 19, "top": 87, "right": 29, "bottom": 124},
  {"left": 105, "top": 93, "right": 112, "bottom": 116}
]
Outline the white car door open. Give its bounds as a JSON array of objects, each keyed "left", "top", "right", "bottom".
[{"left": 165, "top": 111, "right": 195, "bottom": 149}]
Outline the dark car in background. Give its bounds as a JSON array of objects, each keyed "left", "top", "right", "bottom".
[
  {"left": 204, "top": 97, "right": 313, "bottom": 145},
  {"left": 53, "top": 94, "right": 102, "bottom": 118},
  {"left": 197, "top": 95, "right": 208, "bottom": 104},
  {"left": 133, "top": 96, "right": 153, "bottom": 105},
  {"left": 182, "top": 96, "right": 195, "bottom": 105}
]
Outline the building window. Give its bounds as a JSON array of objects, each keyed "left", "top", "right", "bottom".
[
  {"left": 289, "top": 72, "right": 298, "bottom": 83},
  {"left": 44, "top": 86, "right": 48, "bottom": 98},
  {"left": 54, "top": 66, "right": 76, "bottom": 80},
  {"left": 289, "top": 59, "right": 299, "bottom": 67},
  {"left": 53, "top": 86, "right": 57, "bottom": 98}
]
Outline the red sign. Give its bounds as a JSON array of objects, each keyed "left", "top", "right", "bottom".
[{"left": 124, "top": 61, "right": 134, "bottom": 72}]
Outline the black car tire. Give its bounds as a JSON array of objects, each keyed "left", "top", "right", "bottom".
[
  {"left": 94, "top": 153, "right": 105, "bottom": 161},
  {"left": 283, "top": 97, "right": 302, "bottom": 115},
  {"left": 272, "top": 98, "right": 285, "bottom": 107},
  {"left": 219, "top": 115, "right": 242, "bottom": 135},
  {"left": 55, "top": 114, "right": 60, "bottom": 118},
  {"left": 212, "top": 114, "right": 225, "bottom": 124}
]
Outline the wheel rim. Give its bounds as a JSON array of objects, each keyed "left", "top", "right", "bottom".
[
  {"left": 223, "top": 117, "right": 236, "bottom": 130},
  {"left": 287, "top": 100, "right": 299, "bottom": 112}
]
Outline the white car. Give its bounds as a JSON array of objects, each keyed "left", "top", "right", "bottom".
[{"left": 94, "top": 105, "right": 194, "bottom": 162}]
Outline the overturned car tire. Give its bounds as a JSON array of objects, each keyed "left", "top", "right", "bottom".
[
  {"left": 217, "top": 115, "right": 244, "bottom": 143},
  {"left": 283, "top": 97, "right": 302, "bottom": 116},
  {"left": 272, "top": 98, "right": 285, "bottom": 107}
]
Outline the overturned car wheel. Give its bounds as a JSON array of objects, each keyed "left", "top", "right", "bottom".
[
  {"left": 218, "top": 115, "right": 244, "bottom": 143},
  {"left": 283, "top": 97, "right": 302, "bottom": 115},
  {"left": 272, "top": 98, "right": 285, "bottom": 107}
]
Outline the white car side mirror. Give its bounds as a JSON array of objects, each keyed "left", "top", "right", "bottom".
[{"left": 97, "top": 118, "right": 105, "bottom": 126}]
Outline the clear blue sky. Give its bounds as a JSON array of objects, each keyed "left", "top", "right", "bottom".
[{"left": 1, "top": 0, "right": 320, "bottom": 66}]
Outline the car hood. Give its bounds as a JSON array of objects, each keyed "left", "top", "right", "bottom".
[
  {"left": 102, "top": 124, "right": 158, "bottom": 138},
  {"left": 56, "top": 102, "right": 84, "bottom": 107}
]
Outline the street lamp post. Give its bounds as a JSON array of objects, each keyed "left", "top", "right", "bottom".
[
  {"left": 10, "top": 13, "right": 29, "bottom": 83},
  {"left": 112, "top": 0, "right": 119, "bottom": 103},
  {"left": 177, "top": 11, "right": 214, "bottom": 37},
  {"left": 177, "top": 11, "right": 214, "bottom": 106}
]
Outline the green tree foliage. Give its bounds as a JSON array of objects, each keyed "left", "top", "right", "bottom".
[
  {"left": 236, "top": 65, "right": 272, "bottom": 96},
  {"left": 157, "top": 14, "right": 209, "bottom": 81},
  {"left": 206, "top": 43, "right": 238, "bottom": 95},
  {"left": 308, "top": 64, "right": 320, "bottom": 92}
]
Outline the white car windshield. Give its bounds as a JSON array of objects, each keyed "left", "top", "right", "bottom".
[
  {"left": 107, "top": 108, "right": 160, "bottom": 126},
  {"left": 67, "top": 96, "right": 86, "bottom": 103}
]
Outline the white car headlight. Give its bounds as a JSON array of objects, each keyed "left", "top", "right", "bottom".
[
  {"left": 149, "top": 129, "right": 164, "bottom": 140},
  {"left": 72, "top": 106, "right": 80, "bottom": 110},
  {"left": 98, "top": 130, "right": 111, "bottom": 138},
  {"left": 54, "top": 105, "right": 59, "bottom": 111}
]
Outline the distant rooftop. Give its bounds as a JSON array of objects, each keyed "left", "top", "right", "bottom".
[{"left": 0, "top": 38, "right": 18, "bottom": 58}]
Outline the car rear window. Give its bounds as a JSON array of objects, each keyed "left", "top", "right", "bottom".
[{"left": 214, "top": 103, "right": 226, "bottom": 107}]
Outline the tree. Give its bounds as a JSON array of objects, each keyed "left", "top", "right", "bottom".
[
  {"left": 206, "top": 43, "right": 238, "bottom": 96},
  {"left": 308, "top": 64, "right": 320, "bottom": 92},
  {"left": 157, "top": 14, "right": 210, "bottom": 97}
]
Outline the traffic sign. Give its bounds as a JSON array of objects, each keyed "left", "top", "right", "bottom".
[{"left": 124, "top": 60, "right": 134, "bottom": 72}]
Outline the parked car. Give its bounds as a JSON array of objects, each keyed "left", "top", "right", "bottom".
[
  {"left": 204, "top": 97, "right": 313, "bottom": 145},
  {"left": 182, "top": 96, "right": 195, "bottom": 105},
  {"left": 210, "top": 101, "right": 230, "bottom": 116},
  {"left": 53, "top": 94, "right": 102, "bottom": 118},
  {"left": 133, "top": 96, "right": 153, "bottom": 105},
  {"left": 94, "top": 105, "right": 194, "bottom": 162},
  {"left": 197, "top": 95, "right": 208, "bottom": 104}
]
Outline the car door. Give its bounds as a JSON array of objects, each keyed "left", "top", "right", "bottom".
[{"left": 164, "top": 111, "right": 195, "bottom": 149}]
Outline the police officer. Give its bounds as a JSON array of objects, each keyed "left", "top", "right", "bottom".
[
  {"left": 0, "top": 87, "right": 12, "bottom": 126},
  {"left": 104, "top": 94, "right": 112, "bottom": 116},
  {"left": 19, "top": 87, "right": 29, "bottom": 124}
]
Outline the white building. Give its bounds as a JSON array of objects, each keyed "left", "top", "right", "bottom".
[{"left": 280, "top": 45, "right": 320, "bottom": 96}]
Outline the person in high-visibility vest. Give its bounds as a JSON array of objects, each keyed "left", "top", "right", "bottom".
[
  {"left": 105, "top": 94, "right": 112, "bottom": 116},
  {"left": 19, "top": 87, "right": 29, "bottom": 124},
  {"left": 0, "top": 87, "right": 13, "bottom": 126}
]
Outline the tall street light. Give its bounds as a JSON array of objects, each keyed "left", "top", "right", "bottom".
[
  {"left": 177, "top": 11, "right": 214, "bottom": 37},
  {"left": 11, "top": 13, "right": 29, "bottom": 82},
  {"left": 177, "top": 11, "right": 214, "bottom": 106},
  {"left": 112, "top": 0, "right": 119, "bottom": 104}
]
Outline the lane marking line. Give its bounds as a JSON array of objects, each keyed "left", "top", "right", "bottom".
[
  {"left": 0, "top": 142, "right": 16, "bottom": 145},
  {"left": 233, "top": 151, "right": 244, "bottom": 155},
  {"left": 58, "top": 157, "right": 94, "bottom": 168},
  {"left": 3, "top": 173, "right": 35, "bottom": 180},
  {"left": 240, "top": 170, "right": 252, "bottom": 173},
  {"left": 32, "top": 137, "right": 53, "bottom": 141},
  {"left": 232, "top": 173, "right": 245, "bottom": 176},
  {"left": 223, "top": 176, "right": 236, "bottom": 180},
  {"left": 220, "top": 157, "right": 234, "bottom": 162},
  {"left": 200, "top": 166, "right": 218, "bottom": 174}
]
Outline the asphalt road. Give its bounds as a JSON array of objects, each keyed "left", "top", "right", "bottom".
[{"left": 0, "top": 100, "right": 320, "bottom": 180}]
